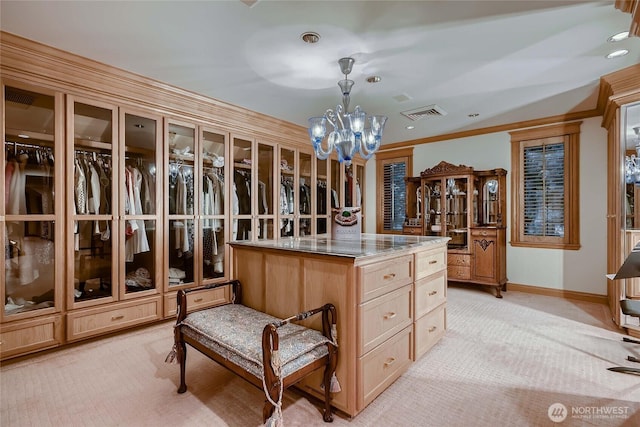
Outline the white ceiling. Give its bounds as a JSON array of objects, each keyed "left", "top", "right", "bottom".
[{"left": 1, "top": 0, "right": 640, "bottom": 147}]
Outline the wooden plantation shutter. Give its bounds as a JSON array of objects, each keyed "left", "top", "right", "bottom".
[
  {"left": 510, "top": 122, "right": 580, "bottom": 249},
  {"left": 382, "top": 161, "right": 406, "bottom": 231},
  {"left": 523, "top": 139, "right": 565, "bottom": 237},
  {"left": 376, "top": 148, "right": 413, "bottom": 234}
]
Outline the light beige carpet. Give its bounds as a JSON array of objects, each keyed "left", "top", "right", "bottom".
[{"left": 2, "top": 285, "right": 640, "bottom": 427}]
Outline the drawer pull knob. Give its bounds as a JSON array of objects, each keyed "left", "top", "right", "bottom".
[
  {"left": 428, "top": 260, "right": 438, "bottom": 265},
  {"left": 383, "top": 312, "right": 397, "bottom": 320},
  {"left": 428, "top": 290, "right": 438, "bottom": 296},
  {"left": 193, "top": 298, "right": 203, "bottom": 303},
  {"left": 383, "top": 273, "right": 396, "bottom": 280},
  {"left": 428, "top": 326, "right": 437, "bottom": 333},
  {"left": 384, "top": 357, "right": 396, "bottom": 367},
  {"left": 111, "top": 315, "right": 124, "bottom": 321}
]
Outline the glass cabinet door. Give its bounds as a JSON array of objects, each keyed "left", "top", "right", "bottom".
[
  {"left": 68, "top": 97, "right": 117, "bottom": 305},
  {"left": 423, "top": 178, "right": 442, "bottom": 236},
  {"left": 446, "top": 176, "right": 469, "bottom": 249},
  {"left": 256, "top": 142, "right": 275, "bottom": 240},
  {"left": 121, "top": 111, "right": 161, "bottom": 298},
  {"left": 232, "top": 136, "right": 253, "bottom": 241},
  {"left": 200, "top": 128, "right": 226, "bottom": 281},
  {"left": 331, "top": 159, "right": 341, "bottom": 213},
  {"left": 167, "top": 123, "right": 196, "bottom": 287},
  {"left": 3, "top": 84, "right": 62, "bottom": 318},
  {"left": 299, "top": 151, "right": 312, "bottom": 237},
  {"left": 345, "top": 164, "right": 353, "bottom": 208},
  {"left": 316, "top": 157, "right": 329, "bottom": 235},
  {"left": 279, "top": 147, "right": 295, "bottom": 237}
]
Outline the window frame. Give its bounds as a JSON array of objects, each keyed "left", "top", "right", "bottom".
[
  {"left": 376, "top": 148, "right": 413, "bottom": 234},
  {"left": 510, "top": 122, "right": 581, "bottom": 249}
]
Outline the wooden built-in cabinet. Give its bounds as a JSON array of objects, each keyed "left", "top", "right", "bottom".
[
  {"left": 1, "top": 83, "right": 65, "bottom": 359},
  {"left": 404, "top": 161, "right": 507, "bottom": 297},
  {"left": 0, "top": 31, "right": 366, "bottom": 360},
  {"left": 601, "top": 63, "right": 640, "bottom": 331}
]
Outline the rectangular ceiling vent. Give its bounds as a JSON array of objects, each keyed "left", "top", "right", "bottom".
[{"left": 401, "top": 104, "right": 447, "bottom": 121}]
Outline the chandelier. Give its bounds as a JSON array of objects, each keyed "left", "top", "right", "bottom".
[
  {"left": 625, "top": 126, "right": 640, "bottom": 184},
  {"left": 308, "top": 57, "right": 387, "bottom": 166}
]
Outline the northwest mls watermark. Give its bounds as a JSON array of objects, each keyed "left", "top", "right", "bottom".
[{"left": 548, "top": 403, "right": 631, "bottom": 423}]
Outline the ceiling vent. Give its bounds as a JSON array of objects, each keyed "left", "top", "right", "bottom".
[{"left": 401, "top": 104, "right": 447, "bottom": 121}]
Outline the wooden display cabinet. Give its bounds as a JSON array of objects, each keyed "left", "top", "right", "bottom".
[{"left": 404, "top": 161, "right": 507, "bottom": 297}]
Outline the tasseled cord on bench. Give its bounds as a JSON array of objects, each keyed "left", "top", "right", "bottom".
[
  {"left": 263, "top": 349, "right": 284, "bottom": 427},
  {"left": 320, "top": 323, "right": 341, "bottom": 393}
]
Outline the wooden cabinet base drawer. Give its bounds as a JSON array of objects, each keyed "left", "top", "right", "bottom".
[
  {"left": 415, "top": 248, "right": 446, "bottom": 280},
  {"left": 359, "top": 255, "right": 413, "bottom": 302},
  {"left": 414, "top": 303, "right": 446, "bottom": 360},
  {"left": 415, "top": 270, "right": 447, "bottom": 318},
  {"left": 359, "top": 326, "right": 412, "bottom": 408},
  {"left": 360, "top": 285, "right": 412, "bottom": 354},
  {"left": 0, "top": 315, "right": 63, "bottom": 360},
  {"left": 448, "top": 265, "right": 471, "bottom": 280},
  {"left": 67, "top": 296, "right": 162, "bottom": 342},
  {"left": 164, "top": 286, "right": 229, "bottom": 317}
]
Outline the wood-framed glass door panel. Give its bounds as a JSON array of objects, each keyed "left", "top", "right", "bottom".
[
  {"left": 315, "top": 156, "right": 329, "bottom": 235},
  {"left": 66, "top": 95, "right": 118, "bottom": 309},
  {"left": 166, "top": 121, "right": 197, "bottom": 289},
  {"left": 2, "top": 81, "right": 64, "bottom": 321},
  {"left": 200, "top": 127, "right": 228, "bottom": 282},
  {"left": 256, "top": 141, "right": 275, "bottom": 240},
  {"left": 119, "top": 109, "right": 162, "bottom": 300}
]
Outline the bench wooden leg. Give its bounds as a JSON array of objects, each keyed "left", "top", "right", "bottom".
[
  {"left": 322, "top": 343, "right": 337, "bottom": 422},
  {"left": 175, "top": 328, "right": 188, "bottom": 394}
]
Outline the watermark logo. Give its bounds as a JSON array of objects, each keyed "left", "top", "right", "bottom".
[
  {"left": 548, "top": 403, "right": 568, "bottom": 423},
  {"left": 547, "top": 403, "right": 630, "bottom": 423}
]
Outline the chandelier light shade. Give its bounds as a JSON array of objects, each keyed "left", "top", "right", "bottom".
[{"left": 308, "top": 57, "right": 387, "bottom": 166}]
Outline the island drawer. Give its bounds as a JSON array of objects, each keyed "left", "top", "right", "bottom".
[
  {"left": 414, "top": 303, "right": 446, "bottom": 360},
  {"left": 359, "top": 325, "right": 413, "bottom": 408},
  {"left": 359, "top": 254, "right": 413, "bottom": 302},
  {"left": 415, "top": 247, "right": 446, "bottom": 280},
  {"left": 360, "top": 285, "right": 412, "bottom": 355},
  {"left": 414, "top": 270, "right": 446, "bottom": 319}
]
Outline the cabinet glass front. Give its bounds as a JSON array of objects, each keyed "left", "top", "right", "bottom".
[
  {"left": 72, "top": 101, "right": 115, "bottom": 302},
  {"left": 123, "top": 113, "right": 158, "bottom": 294},
  {"left": 445, "top": 177, "right": 468, "bottom": 248},
  {"left": 280, "top": 148, "right": 295, "bottom": 237},
  {"left": 232, "top": 137, "right": 252, "bottom": 240},
  {"left": 299, "top": 151, "right": 312, "bottom": 237},
  {"left": 168, "top": 124, "right": 195, "bottom": 287},
  {"left": 201, "top": 130, "right": 226, "bottom": 279},
  {"left": 257, "top": 142, "right": 274, "bottom": 240},
  {"left": 4, "top": 86, "right": 58, "bottom": 315},
  {"left": 316, "top": 157, "right": 328, "bottom": 234}
]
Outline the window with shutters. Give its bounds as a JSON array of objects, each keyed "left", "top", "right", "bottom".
[
  {"left": 376, "top": 148, "right": 413, "bottom": 234},
  {"left": 510, "top": 122, "right": 581, "bottom": 249}
]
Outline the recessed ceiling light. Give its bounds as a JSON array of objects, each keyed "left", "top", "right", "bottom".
[
  {"left": 366, "top": 76, "right": 381, "bottom": 83},
  {"left": 301, "top": 32, "right": 320, "bottom": 44},
  {"left": 608, "top": 31, "right": 629, "bottom": 42},
  {"left": 606, "top": 49, "right": 629, "bottom": 59},
  {"left": 406, "top": 125, "right": 415, "bottom": 130},
  {"left": 468, "top": 113, "right": 479, "bottom": 118}
]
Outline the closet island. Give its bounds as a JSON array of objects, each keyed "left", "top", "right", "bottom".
[{"left": 230, "top": 233, "right": 449, "bottom": 417}]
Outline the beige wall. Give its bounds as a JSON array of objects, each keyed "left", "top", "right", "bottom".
[{"left": 365, "top": 117, "right": 608, "bottom": 295}]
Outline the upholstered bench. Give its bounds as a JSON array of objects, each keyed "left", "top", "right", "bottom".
[{"left": 166, "top": 280, "right": 339, "bottom": 425}]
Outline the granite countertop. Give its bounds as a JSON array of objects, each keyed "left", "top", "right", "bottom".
[{"left": 229, "top": 233, "right": 449, "bottom": 259}]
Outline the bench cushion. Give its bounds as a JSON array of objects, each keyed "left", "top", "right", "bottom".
[{"left": 180, "top": 304, "right": 331, "bottom": 379}]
